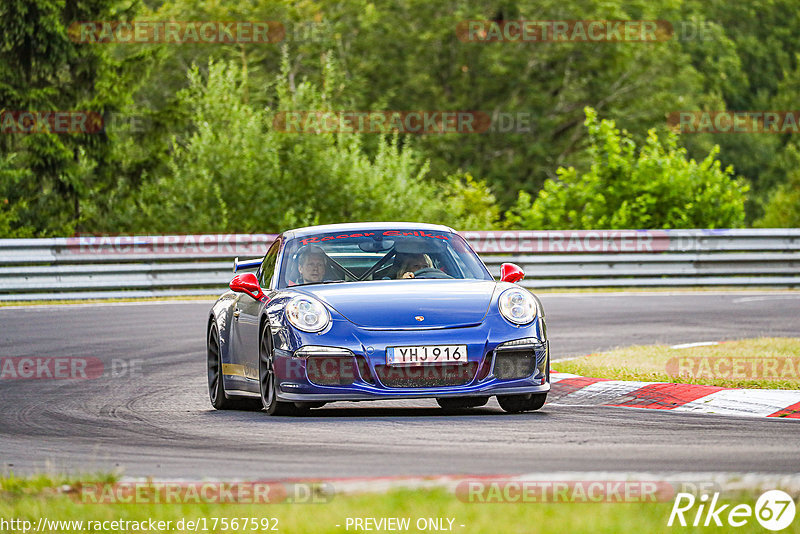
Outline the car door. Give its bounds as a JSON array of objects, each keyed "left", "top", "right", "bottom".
[{"left": 231, "top": 238, "right": 281, "bottom": 390}]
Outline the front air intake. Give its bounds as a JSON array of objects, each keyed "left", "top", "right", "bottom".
[
  {"left": 493, "top": 350, "right": 537, "bottom": 380},
  {"left": 306, "top": 356, "right": 358, "bottom": 386},
  {"left": 492, "top": 340, "right": 547, "bottom": 380},
  {"left": 375, "top": 362, "right": 478, "bottom": 388}
]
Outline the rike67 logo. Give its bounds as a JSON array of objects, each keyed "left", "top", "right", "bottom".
[{"left": 668, "top": 490, "right": 796, "bottom": 531}]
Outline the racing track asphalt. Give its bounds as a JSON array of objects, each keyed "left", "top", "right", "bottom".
[{"left": 0, "top": 291, "right": 799, "bottom": 478}]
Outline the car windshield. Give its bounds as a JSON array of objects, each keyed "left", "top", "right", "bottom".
[{"left": 278, "top": 229, "right": 492, "bottom": 288}]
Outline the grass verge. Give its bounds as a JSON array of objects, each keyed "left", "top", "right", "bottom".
[
  {"left": 1, "top": 475, "right": 796, "bottom": 534},
  {"left": 555, "top": 337, "right": 800, "bottom": 389}
]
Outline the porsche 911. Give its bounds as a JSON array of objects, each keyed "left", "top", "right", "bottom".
[{"left": 207, "top": 222, "right": 549, "bottom": 415}]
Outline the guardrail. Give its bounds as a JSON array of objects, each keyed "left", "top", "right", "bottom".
[{"left": 0, "top": 229, "right": 797, "bottom": 300}]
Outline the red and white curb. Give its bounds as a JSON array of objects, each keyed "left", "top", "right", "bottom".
[{"left": 549, "top": 372, "right": 800, "bottom": 419}]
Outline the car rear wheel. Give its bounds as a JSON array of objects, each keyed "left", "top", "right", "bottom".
[
  {"left": 497, "top": 393, "right": 547, "bottom": 413},
  {"left": 436, "top": 397, "right": 489, "bottom": 410},
  {"left": 259, "top": 324, "right": 308, "bottom": 416},
  {"left": 207, "top": 323, "right": 260, "bottom": 410}
]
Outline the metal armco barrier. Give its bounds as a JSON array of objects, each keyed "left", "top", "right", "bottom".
[
  {"left": 0, "top": 229, "right": 797, "bottom": 300},
  {"left": 461, "top": 229, "right": 800, "bottom": 289}
]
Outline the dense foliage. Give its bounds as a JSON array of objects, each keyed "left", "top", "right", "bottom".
[
  {"left": 109, "top": 57, "right": 499, "bottom": 233},
  {"left": 505, "top": 108, "right": 749, "bottom": 229},
  {"left": 1, "top": 0, "right": 798, "bottom": 235}
]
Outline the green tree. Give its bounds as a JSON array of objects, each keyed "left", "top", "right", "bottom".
[
  {"left": 110, "top": 56, "right": 499, "bottom": 233},
  {"left": 756, "top": 171, "right": 800, "bottom": 228},
  {"left": 505, "top": 108, "right": 749, "bottom": 229},
  {"left": 302, "top": 0, "right": 708, "bottom": 206},
  {"left": 146, "top": 0, "right": 709, "bottom": 208},
  {"left": 756, "top": 143, "right": 800, "bottom": 228},
  {"left": 10, "top": 0, "right": 800, "bottom": 235},
  {"left": 675, "top": 1, "right": 800, "bottom": 221},
  {"left": 0, "top": 0, "right": 152, "bottom": 236}
]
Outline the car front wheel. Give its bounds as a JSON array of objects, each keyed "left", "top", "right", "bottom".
[
  {"left": 497, "top": 393, "right": 547, "bottom": 413},
  {"left": 259, "top": 324, "right": 307, "bottom": 416},
  {"left": 436, "top": 397, "right": 489, "bottom": 410}
]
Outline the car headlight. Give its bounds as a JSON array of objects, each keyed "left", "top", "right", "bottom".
[
  {"left": 286, "top": 296, "right": 330, "bottom": 333},
  {"left": 498, "top": 288, "right": 537, "bottom": 325}
]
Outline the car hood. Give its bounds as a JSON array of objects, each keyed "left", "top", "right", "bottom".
[{"left": 294, "top": 279, "right": 496, "bottom": 329}]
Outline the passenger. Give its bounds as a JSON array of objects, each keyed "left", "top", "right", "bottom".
[{"left": 397, "top": 253, "right": 432, "bottom": 279}]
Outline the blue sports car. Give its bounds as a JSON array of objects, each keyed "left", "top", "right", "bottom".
[{"left": 207, "top": 222, "right": 550, "bottom": 415}]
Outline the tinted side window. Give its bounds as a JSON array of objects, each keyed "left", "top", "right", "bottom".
[{"left": 259, "top": 240, "right": 281, "bottom": 289}]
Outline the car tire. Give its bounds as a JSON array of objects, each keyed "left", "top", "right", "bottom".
[
  {"left": 259, "top": 324, "right": 308, "bottom": 416},
  {"left": 295, "top": 402, "right": 327, "bottom": 410},
  {"left": 497, "top": 393, "right": 547, "bottom": 413},
  {"left": 207, "top": 323, "right": 261, "bottom": 410},
  {"left": 436, "top": 397, "right": 489, "bottom": 410}
]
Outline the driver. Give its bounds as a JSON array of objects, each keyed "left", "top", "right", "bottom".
[
  {"left": 296, "top": 245, "right": 328, "bottom": 284},
  {"left": 397, "top": 253, "right": 432, "bottom": 279}
]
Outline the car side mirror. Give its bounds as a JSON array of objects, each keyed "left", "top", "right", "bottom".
[
  {"left": 500, "top": 262, "right": 525, "bottom": 283},
  {"left": 229, "top": 273, "right": 265, "bottom": 300}
]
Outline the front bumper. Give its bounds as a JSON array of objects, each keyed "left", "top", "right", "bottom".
[
  {"left": 278, "top": 382, "right": 550, "bottom": 402},
  {"left": 272, "top": 317, "right": 550, "bottom": 402}
]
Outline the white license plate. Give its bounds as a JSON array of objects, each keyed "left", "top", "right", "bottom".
[{"left": 386, "top": 345, "right": 468, "bottom": 366}]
